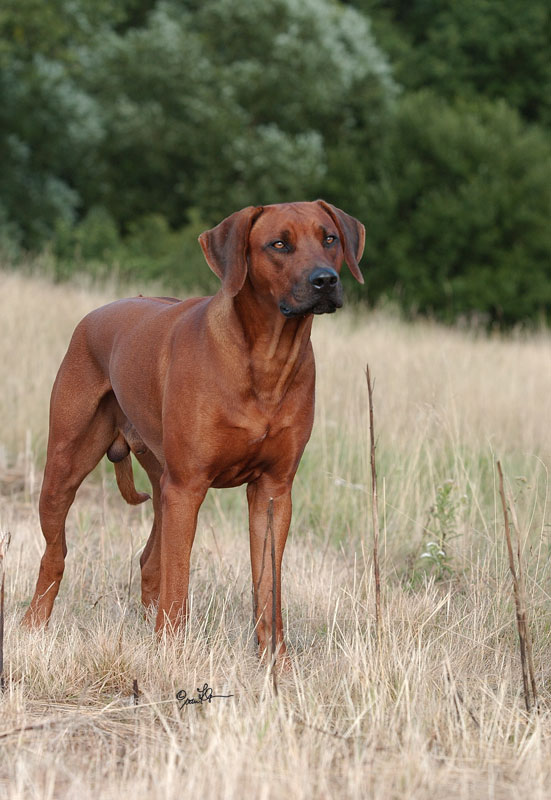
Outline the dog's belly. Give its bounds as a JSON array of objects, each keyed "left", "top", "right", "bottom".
[{"left": 210, "top": 467, "right": 263, "bottom": 489}]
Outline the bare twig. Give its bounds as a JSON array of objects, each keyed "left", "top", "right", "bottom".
[
  {"left": 254, "top": 502, "right": 269, "bottom": 641},
  {"left": 132, "top": 678, "right": 139, "bottom": 707},
  {"left": 0, "top": 718, "right": 60, "bottom": 739},
  {"left": 0, "top": 532, "right": 11, "bottom": 692},
  {"left": 127, "top": 529, "right": 134, "bottom": 605},
  {"left": 366, "top": 365, "right": 382, "bottom": 649},
  {"left": 268, "top": 498, "right": 278, "bottom": 696},
  {"left": 505, "top": 477, "right": 539, "bottom": 711},
  {"left": 497, "top": 461, "right": 537, "bottom": 713}
]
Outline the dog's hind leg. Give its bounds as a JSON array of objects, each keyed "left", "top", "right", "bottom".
[{"left": 22, "top": 363, "right": 116, "bottom": 628}]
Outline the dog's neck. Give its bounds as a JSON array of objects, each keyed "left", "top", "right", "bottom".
[{"left": 214, "top": 284, "right": 314, "bottom": 405}]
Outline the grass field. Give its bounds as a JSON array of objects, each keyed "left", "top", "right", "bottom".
[{"left": 1, "top": 267, "right": 551, "bottom": 799}]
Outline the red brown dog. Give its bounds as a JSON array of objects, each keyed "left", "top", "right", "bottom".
[{"left": 22, "top": 200, "right": 365, "bottom": 660}]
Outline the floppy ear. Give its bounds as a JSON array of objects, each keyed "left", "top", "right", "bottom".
[
  {"left": 198, "top": 206, "right": 264, "bottom": 296},
  {"left": 316, "top": 200, "right": 365, "bottom": 284}
]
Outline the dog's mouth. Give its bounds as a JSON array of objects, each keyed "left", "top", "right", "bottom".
[
  {"left": 279, "top": 297, "right": 343, "bottom": 318},
  {"left": 279, "top": 298, "right": 342, "bottom": 318}
]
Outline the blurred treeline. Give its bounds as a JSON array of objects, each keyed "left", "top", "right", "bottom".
[{"left": 1, "top": 0, "right": 550, "bottom": 324}]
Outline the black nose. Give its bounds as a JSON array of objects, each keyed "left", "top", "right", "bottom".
[{"left": 308, "top": 267, "right": 339, "bottom": 291}]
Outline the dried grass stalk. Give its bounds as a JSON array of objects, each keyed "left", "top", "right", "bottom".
[
  {"left": 366, "top": 364, "right": 382, "bottom": 649},
  {"left": 0, "top": 531, "right": 10, "bottom": 692},
  {"left": 497, "top": 460, "right": 538, "bottom": 713},
  {"left": 268, "top": 498, "right": 278, "bottom": 696}
]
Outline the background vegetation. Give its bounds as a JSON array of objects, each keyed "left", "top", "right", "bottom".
[{"left": 1, "top": 0, "right": 550, "bottom": 323}]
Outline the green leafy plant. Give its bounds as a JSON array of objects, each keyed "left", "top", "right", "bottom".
[{"left": 411, "top": 480, "right": 465, "bottom": 584}]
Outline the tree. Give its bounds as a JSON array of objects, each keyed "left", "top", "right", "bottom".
[
  {"left": 359, "top": 91, "right": 551, "bottom": 324},
  {"left": 352, "top": 0, "right": 551, "bottom": 127},
  {"left": 83, "top": 0, "right": 396, "bottom": 226},
  {"left": 0, "top": 0, "right": 116, "bottom": 247},
  {"left": 0, "top": 0, "right": 162, "bottom": 249}
]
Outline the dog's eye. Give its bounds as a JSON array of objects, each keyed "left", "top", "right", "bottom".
[
  {"left": 324, "top": 235, "right": 337, "bottom": 246},
  {"left": 271, "top": 241, "right": 287, "bottom": 250}
]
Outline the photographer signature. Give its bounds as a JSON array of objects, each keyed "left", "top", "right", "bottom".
[{"left": 176, "top": 683, "right": 234, "bottom": 709}]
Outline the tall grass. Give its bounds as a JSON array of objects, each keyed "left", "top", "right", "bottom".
[{"left": 0, "top": 268, "right": 550, "bottom": 799}]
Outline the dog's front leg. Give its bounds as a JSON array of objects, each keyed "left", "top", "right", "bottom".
[
  {"left": 247, "top": 479, "right": 292, "bottom": 662},
  {"left": 155, "top": 476, "right": 207, "bottom": 633}
]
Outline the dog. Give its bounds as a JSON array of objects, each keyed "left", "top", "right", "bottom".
[{"left": 22, "top": 200, "right": 365, "bottom": 660}]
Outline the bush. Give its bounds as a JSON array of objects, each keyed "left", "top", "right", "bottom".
[
  {"left": 358, "top": 92, "right": 551, "bottom": 325},
  {"left": 52, "top": 207, "right": 217, "bottom": 293},
  {"left": 83, "top": 0, "right": 395, "bottom": 225},
  {"left": 122, "top": 211, "right": 217, "bottom": 292},
  {"left": 354, "top": 0, "right": 551, "bottom": 127}
]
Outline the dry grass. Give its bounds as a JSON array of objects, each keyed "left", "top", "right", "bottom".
[{"left": 1, "top": 267, "right": 551, "bottom": 799}]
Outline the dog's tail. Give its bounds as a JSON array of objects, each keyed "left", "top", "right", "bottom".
[{"left": 113, "top": 455, "right": 150, "bottom": 505}]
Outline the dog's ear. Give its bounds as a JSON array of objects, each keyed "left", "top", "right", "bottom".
[
  {"left": 316, "top": 200, "right": 365, "bottom": 284},
  {"left": 199, "top": 206, "right": 264, "bottom": 296}
]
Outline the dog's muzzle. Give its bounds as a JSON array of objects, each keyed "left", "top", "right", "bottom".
[{"left": 279, "top": 266, "right": 343, "bottom": 318}]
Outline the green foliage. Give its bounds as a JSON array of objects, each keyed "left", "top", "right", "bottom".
[
  {"left": 416, "top": 541, "right": 453, "bottom": 583},
  {"left": 53, "top": 207, "right": 215, "bottom": 291},
  {"left": 358, "top": 92, "right": 551, "bottom": 325},
  {"left": 430, "top": 480, "right": 461, "bottom": 546},
  {"left": 353, "top": 0, "right": 551, "bottom": 127},
  {"left": 55, "top": 207, "right": 120, "bottom": 264},
  {"left": 410, "top": 480, "right": 465, "bottom": 585},
  {"left": 121, "top": 211, "right": 217, "bottom": 291},
  {"left": 81, "top": 0, "right": 394, "bottom": 225},
  {"left": 0, "top": 1, "right": 108, "bottom": 247},
  {"left": 0, "top": 0, "right": 550, "bottom": 323}
]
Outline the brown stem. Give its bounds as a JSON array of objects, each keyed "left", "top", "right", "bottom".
[
  {"left": 366, "top": 365, "right": 382, "bottom": 649},
  {"left": 497, "top": 461, "right": 535, "bottom": 713},
  {"left": 268, "top": 498, "right": 278, "bottom": 695},
  {"left": 0, "top": 532, "right": 11, "bottom": 693}
]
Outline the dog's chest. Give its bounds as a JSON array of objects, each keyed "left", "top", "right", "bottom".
[
  {"left": 247, "top": 427, "right": 269, "bottom": 446},
  {"left": 208, "top": 405, "right": 304, "bottom": 488}
]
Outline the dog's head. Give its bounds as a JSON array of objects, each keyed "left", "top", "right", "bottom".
[{"left": 199, "top": 200, "right": 365, "bottom": 317}]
